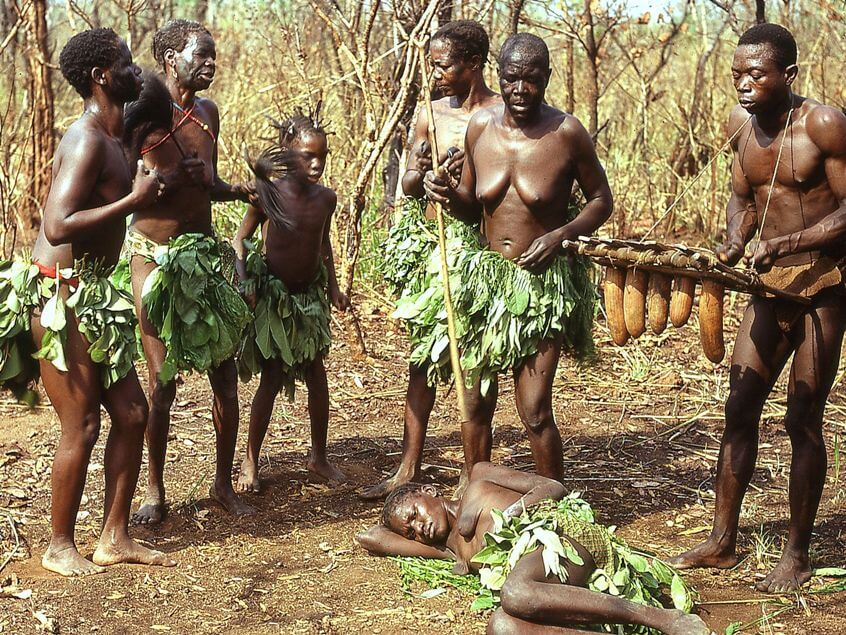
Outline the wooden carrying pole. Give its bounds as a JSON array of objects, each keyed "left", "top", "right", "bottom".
[{"left": 416, "top": 44, "right": 469, "bottom": 419}]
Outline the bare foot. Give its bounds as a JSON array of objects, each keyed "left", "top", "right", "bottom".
[
  {"left": 236, "top": 459, "right": 261, "bottom": 493},
  {"left": 42, "top": 543, "right": 104, "bottom": 577},
  {"left": 665, "top": 610, "right": 711, "bottom": 635},
  {"left": 668, "top": 537, "right": 738, "bottom": 570},
  {"left": 209, "top": 483, "right": 256, "bottom": 516},
  {"left": 131, "top": 500, "right": 166, "bottom": 526},
  {"left": 93, "top": 536, "right": 176, "bottom": 568},
  {"left": 755, "top": 549, "right": 812, "bottom": 593},
  {"left": 307, "top": 456, "right": 347, "bottom": 484},
  {"left": 359, "top": 470, "right": 416, "bottom": 500}
]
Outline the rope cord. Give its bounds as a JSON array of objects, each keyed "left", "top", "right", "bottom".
[{"left": 747, "top": 106, "right": 794, "bottom": 269}]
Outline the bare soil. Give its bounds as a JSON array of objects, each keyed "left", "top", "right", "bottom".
[{"left": 1, "top": 290, "right": 845, "bottom": 634}]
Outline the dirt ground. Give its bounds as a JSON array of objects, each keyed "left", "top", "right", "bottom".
[{"left": 1, "top": 289, "right": 845, "bottom": 634}]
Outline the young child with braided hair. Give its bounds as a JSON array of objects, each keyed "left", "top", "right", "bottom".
[{"left": 233, "top": 107, "right": 350, "bottom": 491}]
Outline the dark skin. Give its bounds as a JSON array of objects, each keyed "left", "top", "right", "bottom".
[
  {"left": 669, "top": 43, "right": 846, "bottom": 594},
  {"left": 31, "top": 37, "right": 174, "bottom": 576},
  {"left": 130, "top": 30, "right": 255, "bottom": 525},
  {"left": 360, "top": 36, "right": 501, "bottom": 501},
  {"left": 232, "top": 131, "right": 350, "bottom": 490},
  {"left": 357, "top": 463, "right": 709, "bottom": 635},
  {"left": 425, "top": 44, "right": 613, "bottom": 484}
]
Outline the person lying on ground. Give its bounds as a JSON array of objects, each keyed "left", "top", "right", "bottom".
[{"left": 357, "top": 463, "right": 709, "bottom": 634}]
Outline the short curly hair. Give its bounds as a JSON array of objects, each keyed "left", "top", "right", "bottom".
[
  {"left": 381, "top": 482, "right": 429, "bottom": 528},
  {"left": 152, "top": 19, "right": 212, "bottom": 67},
  {"left": 59, "top": 28, "right": 123, "bottom": 98},
  {"left": 432, "top": 20, "right": 489, "bottom": 65},
  {"left": 737, "top": 23, "right": 797, "bottom": 69},
  {"left": 499, "top": 32, "right": 550, "bottom": 70}
]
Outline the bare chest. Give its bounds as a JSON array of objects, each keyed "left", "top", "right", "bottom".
[
  {"left": 473, "top": 126, "right": 572, "bottom": 209},
  {"left": 737, "top": 125, "right": 823, "bottom": 191}
]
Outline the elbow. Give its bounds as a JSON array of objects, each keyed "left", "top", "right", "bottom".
[
  {"left": 598, "top": 190, "right": 614, "bottom": 224},
  {"left": 44, "top": 219, "right": 71, "bottom": 246},
  {"left": 401, "top": 171, "right": 423, "bottom": 197}
]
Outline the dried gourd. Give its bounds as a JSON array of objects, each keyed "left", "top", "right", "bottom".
[
  {"left": 603, "top": 266, "right": 628, "bottom": 346},
  {"left": 623, "top": 268, "right": 648, "bottom": 338},
  {"left": 670, "top": 275, "right": 696, "bottom": 327},
  {"left": 699, "top": 280, "right": 725, "bottom": 363},
  {"left": 647, "top": 273, "right": 672, "bottom": 335}
]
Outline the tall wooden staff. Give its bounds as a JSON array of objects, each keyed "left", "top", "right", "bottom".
[{"left": 415, "top": 43, "right": 468, "bottom": 420}]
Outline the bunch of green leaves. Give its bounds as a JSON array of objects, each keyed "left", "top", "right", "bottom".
[
  {"left": 236, "top": 239, "right": 331, "bottom": 399},
  {"left": 0, "top": 259, "right": 138, "bottom": 397},
  {"left": 109, "top": 257, "right": 143, "bottom": 356},
  {"left": 395, "top": 220, "right": 596, "bottom": 393},
  {"left": 378, "top": 197, "right": 439, "bottom": 297},
  {"left": 66, "top": 265, "right": 139, "bottom": 388},
  {"left": 389, "top": 555, "right": 496, "bottom": 611},
  {"left": 142, "top": 233, "right": 250, "bottom": 382},
  {"left": 0, "top": 260, "right": 41, "bottom": 403},
  {"left": 470, "top": 496, "right": 697, "bottom": 635}
]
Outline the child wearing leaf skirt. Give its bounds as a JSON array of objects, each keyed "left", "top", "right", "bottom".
[{"left": 233, "top": 108, "right": 350, "bottom": 491}]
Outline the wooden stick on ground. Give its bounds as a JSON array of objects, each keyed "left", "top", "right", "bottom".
[{"left": 415, "top": 43, "right": 469, "bottom": 420}]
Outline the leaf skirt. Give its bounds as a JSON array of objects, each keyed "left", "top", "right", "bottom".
[
  {"left": 140, "top": 233, "right": 250, "bottom": 383},
  {"left": 0, "top": 259, "right": 138, "bottom": 401},
  {"left": 236, "top": 240, "right": 331, "bottom": 401}
]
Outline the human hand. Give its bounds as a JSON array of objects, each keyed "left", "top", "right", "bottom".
[
  {"left": 516, "top": 232, "right": 563, "bottom": 273},
  {"left": 744, "top": 239, "right": 778, "bottom": 272},
  {"left": 423, "top": 169, "right": 452, "bottom": 205},
  {"left": 239, "top": 278, "right": 257, "bottom": 310},
  {"left": 130, "top": 160, "right": 164, "bottom": 208},
  {"left": 410, "top": 140, "right": 433, "bottom": 174},
  {"left": 331, "top": 289, "right": 351, "bottom": 312},
  {"left": 233, "top": 181, "right": 259, "bottom": 205},
  {"left": 716, "top": 239, "right": 745, "bottom": 266},
  {"left": 444, "top": 147, "right": 464, "bottom": 187}
]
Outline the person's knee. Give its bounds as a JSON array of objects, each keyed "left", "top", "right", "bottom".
[
  {"left": 150, "top": 381, "right": 176, "bottom": 411},
  {"left": 784, "top": 394, "right": 825, "bottom": 444},
  {"left": 123, "top": 400, "right": 149, "bottom": 434},
  {"left": 71, "top": 411, "right": 102, "bottom": 449},
  {"left": 499, "top": 577, "right": 537, "bottom": 621},
  {"left": 724, "top": 389, "right": 761, "bottom": 432},
  {"left": 518, "top": 399, "right": 554, "bottom": 433}
]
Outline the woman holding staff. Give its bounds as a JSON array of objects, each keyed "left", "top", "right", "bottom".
[{"left": 363, "top": 20, "right": 501, "bottom": 500}]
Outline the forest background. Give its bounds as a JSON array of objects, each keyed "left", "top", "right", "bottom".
[{"left": 1, "top": 0, "right": 844, "bottom": 295}]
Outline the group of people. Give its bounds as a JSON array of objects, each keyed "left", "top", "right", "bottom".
[{"left": 1, "top": 13, "right": 844, "bottom": 635}]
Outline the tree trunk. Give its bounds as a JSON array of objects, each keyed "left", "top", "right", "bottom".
[
  {"left": 756, "top": 0, "right": 766, "bottom": 23},
  {"left": 583, "top": 0, "right": 599, "bottom": 135},
  {"left": 565, "top": 36, "right": 575, "bottom": 113},
  {"left": 23, "top": 0, "right": 54, "bottom": 238},
  {"left": 510, "top": 0, "right": 526, "bottom": 34}
]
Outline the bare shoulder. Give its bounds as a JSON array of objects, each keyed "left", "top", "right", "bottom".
[
  {"left": 467, "top": 105, "right": 497, "bottom": 135},
  {"left": 554, "top": 109, "right": 593, "bottom": 150},
  {"left": 727, "top": 104, "right": 751, "bottom": 150},
  {"left": 315, "top": 184, "right": 337, "bottom": 208},
  {"left": 195, "top": 96, "right": 220, "bottom": 128},
  {"left": 56, "top": 117, "right": 106, "bottom": 163},
  {"left": 803, "top": 99, "right": 846, "bottom": 154}
]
